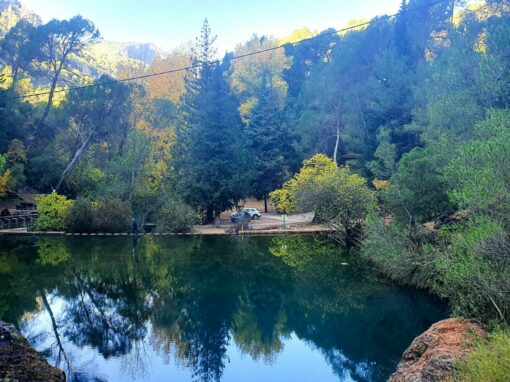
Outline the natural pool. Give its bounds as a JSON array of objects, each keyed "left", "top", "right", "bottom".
[{"left": 0, "top": 235, "right": 446, "bottom": 382}]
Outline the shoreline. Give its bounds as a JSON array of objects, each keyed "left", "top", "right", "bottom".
[{"left": 0, "top": 224, "right": 333, "bottom": 237}]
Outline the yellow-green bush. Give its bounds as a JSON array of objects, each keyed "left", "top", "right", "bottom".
[
  {"left": 269, "top": 154, "right": 337, "bottom": 213},
  {"left": 34, "top": 192, "right": 74, "bottom": 231},
  {"left": 294, "top": 166, "right": 376, "bottom": 230},
  {"left": 271, "top": 154, "right": 375, "bottom": 234}
]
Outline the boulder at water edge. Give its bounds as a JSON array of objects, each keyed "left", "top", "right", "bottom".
[
  {"left": 0, "top": 320, "right": 66, "bottom": 382},
  {"left": 389, "top": 318, "right": 485, "bottom": 382}
]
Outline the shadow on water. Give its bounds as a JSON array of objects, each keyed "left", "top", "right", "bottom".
[{"left": 0, "top": 235, "right": 447, "bottom": 382}]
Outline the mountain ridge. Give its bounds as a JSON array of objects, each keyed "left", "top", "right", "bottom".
[{"left": 0, "top": 0, "right": 160, "bottom": 78}]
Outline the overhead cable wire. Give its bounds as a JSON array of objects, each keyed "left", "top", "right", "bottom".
[{"left": 7, "top": 0, "right": 470, "bottom": 101}]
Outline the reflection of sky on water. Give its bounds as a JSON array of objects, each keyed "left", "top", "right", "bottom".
[{"left": 22, "top": 295, "right": 347, "bottom": 382}]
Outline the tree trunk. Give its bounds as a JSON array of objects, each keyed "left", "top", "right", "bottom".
[
  {"left": 10, "top": 65, "right": 19, "bottom": 93},
  {"left": 264, "top": 194, "right": 268, "bottom": 213},
  {"left": 333, "top": 95, "right": 341, "bottom": 164},
  {"left": 206, "top": 207, "right": 214, "bottom": 224},
  {"left": 333, "top": 124, "right": 340, "bottom": 164},
  {"left": 40, "top": 289, "right": 71, "bottom": 370},
  {"left": 38, "top": 70, "right": 61, "bottom": 131},
  {"left": 56, "top": 130, "right": 95, "bottom": 191}
]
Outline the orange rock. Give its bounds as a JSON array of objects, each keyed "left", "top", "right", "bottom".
[{"left": 389, "top": 318, "right": 485, "bottom": 382}]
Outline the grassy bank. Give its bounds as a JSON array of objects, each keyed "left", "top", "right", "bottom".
[
  {"left": 449, "top": 329, "right": 510, "bottom": 382},
  {"left": 362, "top": 215, "right": 510, "bottom": 324}
]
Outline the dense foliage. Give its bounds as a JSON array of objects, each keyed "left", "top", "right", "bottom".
[{"left": 363, "top": 105, "right": 510, "bottom": 324}]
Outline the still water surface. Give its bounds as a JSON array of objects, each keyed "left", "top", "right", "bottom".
[{"left": 0, "top": 235, "right": 446, "bottom": 382}]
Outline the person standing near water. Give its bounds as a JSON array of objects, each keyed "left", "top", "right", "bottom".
[{"left": 131, "top": 218, "right": 140, "bottom": 234}]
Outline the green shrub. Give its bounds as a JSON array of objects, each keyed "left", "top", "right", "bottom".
[
  {"left": 34, "top": 193, "right": 74, "bottom": 231},
  {"left": 157, "top": 198, "right": 197, "bottom": 233},
  {"left": 362, "top": 215, "right": 439, "bottom": 289},
  {"left": 65, "top": 198, "right": 133, "bottom": 233},
  {"left": 436, "top": 218, "right": 510, "bottom": 323},
  {"left": 66, "top": 198, "right": 95, "bottom": 233},
  {"left": 93, "top": 199, "right": 131, "bottom": 233},
  {"left": 131, "top": 186, "right": 164, "bottom": 225},
  {"left": 451, "top": 329, "right": 510, "bottom": 382},
  {"left": 447, "top": 110, "right": 510, "bottom": 226},
  {"left": 385, "top": 146, "right": 455, "bottom": 223}
]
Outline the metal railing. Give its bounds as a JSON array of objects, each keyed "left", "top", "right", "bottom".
[{"left": 0, "top": 212, "right": 38, "bottom": 230}]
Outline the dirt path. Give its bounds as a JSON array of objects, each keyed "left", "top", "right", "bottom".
[
  {"left": 191, "top": 223, "right": 330, "bottom": 235},
  {"left": 191, "top": 212, "right": 326, "bottom": 235}
]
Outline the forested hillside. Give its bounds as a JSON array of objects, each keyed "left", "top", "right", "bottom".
[{"left": 0, "top": 0, "right": 507, "bottom": 220}]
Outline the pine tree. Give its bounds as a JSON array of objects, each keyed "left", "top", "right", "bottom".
[
  {"left": 174, "top": 20, "right": 249, "bottom": 223},
  {"left": 246, "top": 77, "right": 294, "bottom": 212}
]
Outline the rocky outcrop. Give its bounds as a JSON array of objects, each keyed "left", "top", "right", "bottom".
[
  {"left": 0, "top": 320, "right": 66, "bottom": 382},
  {"left": 389, "top": 318, "right": 485, "bottom": 382}
]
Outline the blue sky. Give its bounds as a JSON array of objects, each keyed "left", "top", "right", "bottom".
[{"left": 22, "top": 0, "right": 402, "bottom": 52}]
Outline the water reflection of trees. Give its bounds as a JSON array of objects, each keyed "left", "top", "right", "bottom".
[
  {"left": 148, "top": 236, "right": 292, "bottom": 382},
  {"left": 0, "top": 235, "right": 446, "bottom": 382}
]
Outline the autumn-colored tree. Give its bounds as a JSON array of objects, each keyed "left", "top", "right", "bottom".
[
  {"left": 145, "top": 48, "right": 190, "bottom": 102},
  {"left": 0, "top": 154, "right": 11, "bottom": 196}
]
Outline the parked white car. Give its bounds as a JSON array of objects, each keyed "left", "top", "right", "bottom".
[{"left": 231, "top": 208, "right": 261, "bottom": 220}]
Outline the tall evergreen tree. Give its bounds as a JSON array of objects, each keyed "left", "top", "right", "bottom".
[
  {"left": 246, "top": 78, "right": 294, "bottom": 212},
  {"left": 174, "top": 20, "right": 249, "bottom": 223}
]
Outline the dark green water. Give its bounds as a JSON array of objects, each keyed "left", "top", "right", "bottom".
[{"left": 0, "top": 235, "right": 446, "bottom": 382}]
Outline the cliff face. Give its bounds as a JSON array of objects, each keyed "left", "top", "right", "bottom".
[
  {"left": 0, "top": 320, "right": 66, "bottom": 382},
  {"left": 389, "top": 318, "right": 486, "bottom": 382},
  {"left": 86, "top": 41, "right": 160, "bottom": 77},
  {"left": 0, "top": 0, "right": 41, "bottom": 36}
]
